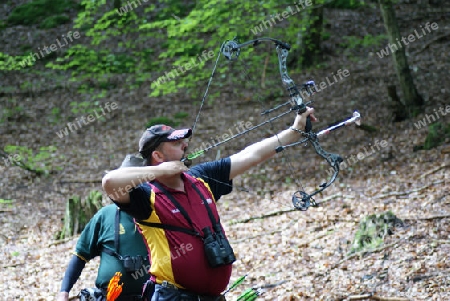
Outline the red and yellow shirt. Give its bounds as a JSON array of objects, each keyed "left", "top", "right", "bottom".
[{"left": 117, "top": 158, "right": 233, "bottom": 295}]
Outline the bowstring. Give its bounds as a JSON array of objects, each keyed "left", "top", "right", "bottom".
[
  {"left": 190, "top": 41, "right": 228, "bottom": 136},
  {"left": 183, "top": 42, "right": 247, "bottom": 196}
]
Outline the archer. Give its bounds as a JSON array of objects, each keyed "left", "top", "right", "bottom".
[{"left": 101, "top": 108, "right": 315, "bottom": 301}]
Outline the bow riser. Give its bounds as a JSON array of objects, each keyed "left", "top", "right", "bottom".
[{"left": 185, "top": 37, "right": 361, "bottom": 211}]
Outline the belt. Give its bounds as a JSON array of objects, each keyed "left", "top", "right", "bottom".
[
  {"left": 159, "top": 281, "right": 225, "bottom": 301},
  {"left": 98, "top": 288, "right": 142, "bottom": 301},
  {"left": 115, "top": 295, "right": 142, "bottom": 301}
]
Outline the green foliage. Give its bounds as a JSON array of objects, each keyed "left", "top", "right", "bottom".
[
  {"left": 69, "top": 100, "right": 97, "bottom": 115},
  {"left": 20, "top": 81, "right": 34, "bottom": 91},
  {"left": 58, "top": 190, "right": 103, "bottom": 239},
  {"left": 140, "top": 1, "right": 282, "bottom": 98},
  {"left": 82, "top": 10, "right": 141, "bottom": 45},
  {"left": 47, "top": 45, "right": 137, "bottom": 78},
  {"left": 49, "top": 0, "right": 154, "bottom": 87},
  {"left": 145, "top": 111, "right": 190, "bottom": 128},
  {"left": 0, "top": 199, "right": 14, "bottom": 212},
  {"left": 39, "top": 15, "right": 71, "bottom": 29},
  {"left": 67, "top": 99, "right": 112, "bottom": 122},
  {"left": 148, "top": 0, "right": 195, "bottom": 22},
  {"left": 0, "top": 199, "right": 14, "bottom": 204},
  {"left": 341, "top": 34, "right": 388, "bottom": 49},
  {"left": 0, "top": 52, "right": 29, "bottom": 71},
  {"left": 0, "top": 99, "right": 26, "bottom": 123},
  {"left": 74, "top": 0, "right": 108, "bottom": 31},
  {"left": 146, "top": 117, "right": 179, "bottom": 128},
  {"left": 97, "top": 80, "right": 117, "bottom": 90},
  {"left": 0, "top": 20, "right": 8, "bottom": 31},
  {"left": 49, "top": 107, "right": 62, "bottom": 124},
  {"left": 50, "top": 0, "right": 307, "bottom": 100},
  {"left": 326, "top": 0, "right": 365, "bottom": 9},
  {"left": 19, "top": 44, "right": 33, "bottom": 53},
  {"left": 148, "top": 0, "right": 330, "bottom": 97},
  {"left": 358, "top": 124, "right": 378, "bottom": 133},
  {"left": 349, "top": 211, "right": 403, "bottom": 254},
  {"left": 3, "top": 145, "right": 64, "bottom": 176},
  {"left": 174, "top": 112, "right": 189, "bottom": 120},
  {"left": 7, "top": 0, "right": 78, "bottom": 27},
  {"left": 38, "top": 0, "right": 344, "bottom": 104},
  {"left": 12, "top": 50, "right": 58, "bottom": 70},
  {"left": 423, "top": 122, "right": 450, "bottom": 150}
]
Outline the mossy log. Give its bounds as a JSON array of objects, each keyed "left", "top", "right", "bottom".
[{"left": 349, "top": 211, "right": 404, "bottom": 254}]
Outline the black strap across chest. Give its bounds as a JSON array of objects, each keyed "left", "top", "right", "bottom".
[
  {"left": 102, "top": 208, "right": 147, "bottom": 261},
  {"left": 137, "top": 176, "right": 220, "bottom": 238},
  {"left": 102, "top": 208, "right": 124, "bottom": 259}
]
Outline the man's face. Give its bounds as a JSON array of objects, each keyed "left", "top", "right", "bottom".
[{"left": 158, "top": 138, "right": 189, "bottom": 162}]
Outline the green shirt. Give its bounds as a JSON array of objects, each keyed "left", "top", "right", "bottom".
[{"left": 75, "top": 204, "right": 150, "bottom": 295}]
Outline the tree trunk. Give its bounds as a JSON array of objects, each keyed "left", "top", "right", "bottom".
[
  {"left": 58, "top": 191, "right": 102, "bottom": 239},
  {"left": 378, "top": 0, "right": 424, "bottom": 119},
  {"left": 301, "top": 0, "right": 323, "bottom": 68}
]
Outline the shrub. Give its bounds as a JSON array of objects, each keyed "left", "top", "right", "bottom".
[
  {"left": 326, "top": 0, "right": 365, "bottom": 9},
  {"left": 7, "top": 0, "right": 78, "bottom": 26},
  {"left": 40, "top": 15, "right": 71, "bottom": 29},
  {"left": 424, "top": 122, "right": 450, "bottom": 150}
]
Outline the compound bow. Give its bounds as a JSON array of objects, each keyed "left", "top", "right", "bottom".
[{"left": 183, "top": 37, "right": 361, "bottom": 211}]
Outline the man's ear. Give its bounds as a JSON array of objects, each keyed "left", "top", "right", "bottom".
[{"left": 151, "top": 150, "right": 164, "bottom": 164}]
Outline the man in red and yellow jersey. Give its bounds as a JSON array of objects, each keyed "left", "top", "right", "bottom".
[{"left": 102, "top": 108, "right": 315, "bottom": 301}]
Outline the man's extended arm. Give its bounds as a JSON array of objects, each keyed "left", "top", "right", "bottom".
[
  {"left": 56, "top": 255, "right": 86, "bottom": 301},
  {"left": 229, "top": 108, "right": 315, "bottom": 180},
  {"left": 103, "top": 108, "right": 315, "bottom": 202},
  {"left": 102, "top": 162, "right": 188, "bottom": 203}
]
